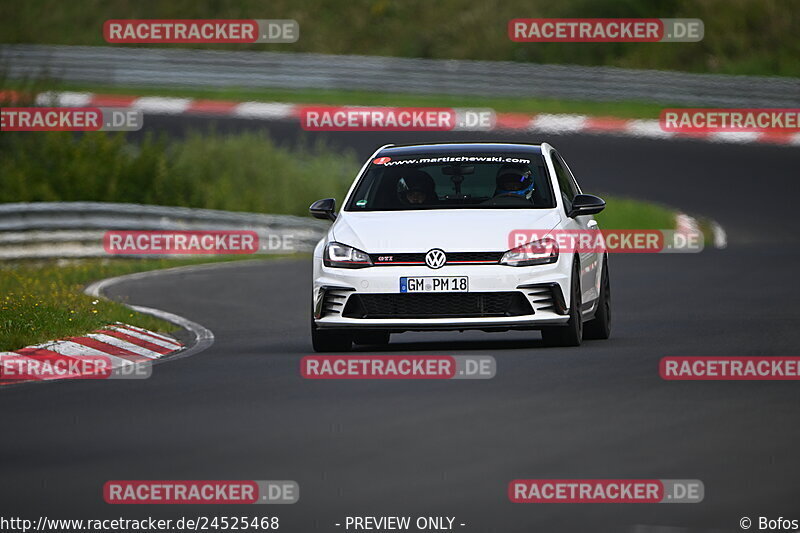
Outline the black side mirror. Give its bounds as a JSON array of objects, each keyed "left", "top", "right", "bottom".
[
  {"left": 309, "top": 198, "right": 337, "bottom": 221},
  {"left": 568, "top": 194, "right": 605, "bottom": 218}
]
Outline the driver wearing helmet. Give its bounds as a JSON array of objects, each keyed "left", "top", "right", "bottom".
[
  {"left": 494, "top": 164, "right": 535, "bottom": 200},
  {"left": 398, "top": 170, "right": 437, "bottom": 206}
]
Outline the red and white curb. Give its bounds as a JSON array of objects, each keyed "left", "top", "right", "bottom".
[
  {"left": 0, "top": 323, "right": 184, "bottom": 385},
  {"left": 5, "top": 90, "right": 796, "bottom": 147},
  {"left": 675, "top": 213, "right": 726, "bottom": 249}
]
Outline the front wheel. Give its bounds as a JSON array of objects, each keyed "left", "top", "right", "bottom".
[
  {"left": 583, "top": 256, "right": 611, "bottom": 340},
  {"left": 541, "top": 260, "right": 583, "bottom": 347},
  {"left": 311, "top": 317, "right": 352, "bottom": 352}
]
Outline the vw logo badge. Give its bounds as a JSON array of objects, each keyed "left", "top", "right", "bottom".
[{"left": 425, "top": 249, "right": 446, "bottom": 269}]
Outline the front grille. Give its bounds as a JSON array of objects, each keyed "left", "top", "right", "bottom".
[
  {"left": 370, "top": 251, "right": 503, "bottom": 266},
  {"left": 342, "top": 292, "right": 533, "bottom": 319}
]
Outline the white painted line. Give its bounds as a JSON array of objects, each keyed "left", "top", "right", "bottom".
[
  {"left": 132, "top": 97, "right": 193, "bottom": 114},
  {"left": 28, "top": 341, "right": 132, "bottom": 367},
  {"left": 711, "top": 221, "right": 728, "bottom": 249},
  {"left": 676, "top": 213, "right": 728, "bottom": 250},
  {"left": 675, "top": 213, "right": 701, "bottom": 235},
  {"left": 116, "top": 323, "right": 182, "bottom": 347},
  {"left": 119, "top": 323, "right": 180, "bottom": 344},
  {"left": 108, "top": 326, "right": 182, "bottom": 349},
  {"left": 708, "top": 131, "right": 761, "bottom": 144},
  {"left": 626, "top": 119, "right": 674, "bottom": 139},
  {"left": 234, "top": 102, "right": 296, "bottom": 119},
  {"left": 35, "top": 91, "right": 93, "bottom": 107},
  {"left": 132, "top": 305, "right": 213, "bottom": 363},
  {"left": 530, "top": 114, "right": 588, "bottom": 133},
  {"left": 84, "top": 333, "right": 163, "bottom": 359}
]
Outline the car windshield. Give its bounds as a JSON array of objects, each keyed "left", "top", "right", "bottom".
[{"left": 344, "top": 153, "right": 555, "bottom": 211}]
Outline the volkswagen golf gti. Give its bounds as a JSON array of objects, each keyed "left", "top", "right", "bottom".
[{"left": 309, "top": 142, "right": 611, "bottom": 351}]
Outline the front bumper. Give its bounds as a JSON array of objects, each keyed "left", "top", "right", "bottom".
[{"left": 312, "top": 258, "right": 572, "bottom": 332}]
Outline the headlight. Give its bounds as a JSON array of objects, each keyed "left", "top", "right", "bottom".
[
  {"left": 500, "top": 238, "right": 558, "bottom": 266},
  {"left": 324, "top": 242, "right": 373, "bottom": 268}
]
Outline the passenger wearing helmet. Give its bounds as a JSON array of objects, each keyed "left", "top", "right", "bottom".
[
  {"left": 494, "top": 165, "right": 535, "bottom": 201},
  {"left": 397, "top": 170, "right": 437, "bottom": 206}
]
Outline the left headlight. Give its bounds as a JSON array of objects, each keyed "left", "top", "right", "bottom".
[
  {"left": 500, "top": 237, "right": 558, "bottom": 266},
  {"left": 324, "top": 242, "right": 373, "bottom": 268}
]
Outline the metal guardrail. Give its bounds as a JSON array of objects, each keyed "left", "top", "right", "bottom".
[
  {"left": 2, "top": 44, "right": 799, "bottom": 107},
  {"left": 0, "top": 202, "right": 328, "bottom": 259}
]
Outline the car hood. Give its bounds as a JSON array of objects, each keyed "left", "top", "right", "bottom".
[{"left": 331, "top": 209, "right": 562, "bottom": 253}]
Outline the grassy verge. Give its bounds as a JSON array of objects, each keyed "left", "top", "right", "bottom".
[
  {"left": 594, "top": 195, "right": 676, "bottom": 230},
  {"left": 2, "top": 81, "right": 666, "bottom": 119},
  {"left": 0, "top": 256, "right": 284, "bottom": 352}
]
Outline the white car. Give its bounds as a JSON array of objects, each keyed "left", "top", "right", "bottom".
[{"left": 309, "top": 142, "right": 610, "bottom": 351}]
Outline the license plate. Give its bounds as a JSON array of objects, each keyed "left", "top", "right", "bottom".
[{"left": 400, "top": 276, "right": 469, "bottom": 293}]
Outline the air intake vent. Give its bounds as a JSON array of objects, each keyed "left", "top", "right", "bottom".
[
  {"left": 315, "top": 286, "right": 355, "bottom": 318},
  {"left": 342, "top": 292, "right": 533, "bottom": 319},
  {"left": 518, "top": 283, "right": 568, "bottom": 315}
]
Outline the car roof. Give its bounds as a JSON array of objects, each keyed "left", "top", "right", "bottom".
[{"left": 377, "top": 142, "right": 544, "bottom": 156}]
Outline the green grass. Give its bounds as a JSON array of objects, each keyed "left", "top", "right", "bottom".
[
  {"left": 595, "top": 195, "right": 676, "bottom": 230},
  {"left": 0, "top": 0, "right": 797, "bottom": 77},
  {"left": 2, "top": 81, "right": 667, "bottom": 119},
  {"left": 0, "top": 130, "right": 360, "bottom": 216},
  {"left": 0, "top": 256, "right": 285, "bottom": 352},
  {"left": 0, "top": 258, "right": 188, "bottom": 351}
]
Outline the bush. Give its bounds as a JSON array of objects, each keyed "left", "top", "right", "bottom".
[{"left": 0, "top": 131, "right": 360, "bottom": 215}]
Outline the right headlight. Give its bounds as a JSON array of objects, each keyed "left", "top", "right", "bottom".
[
  {"left": 324, "top": 242, "right": 373, "bottom": 268},
  {"left": 500, "top": 237, "right": 559, "bottom": 266}
]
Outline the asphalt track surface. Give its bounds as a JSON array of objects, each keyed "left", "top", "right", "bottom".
[{"left": 2, "top": 117, "right": 800, "bottom": 532}]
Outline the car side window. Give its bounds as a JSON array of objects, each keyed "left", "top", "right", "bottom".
[{"left": 550, "top": 153, "right": 578, "bottom": 213}]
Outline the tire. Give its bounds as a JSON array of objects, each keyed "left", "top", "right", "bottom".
[
  {"left": 541, "top": 260, "right": 583, "bottom": 347},
  {"left": 311, "top": 316, "right": 352, "bottom": 352},
  {"left": 353, "top": 330, "right": 391, "bottom": 346},
  {"left": 584, "top": 256, "right": 611, "bottom": 340}
]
